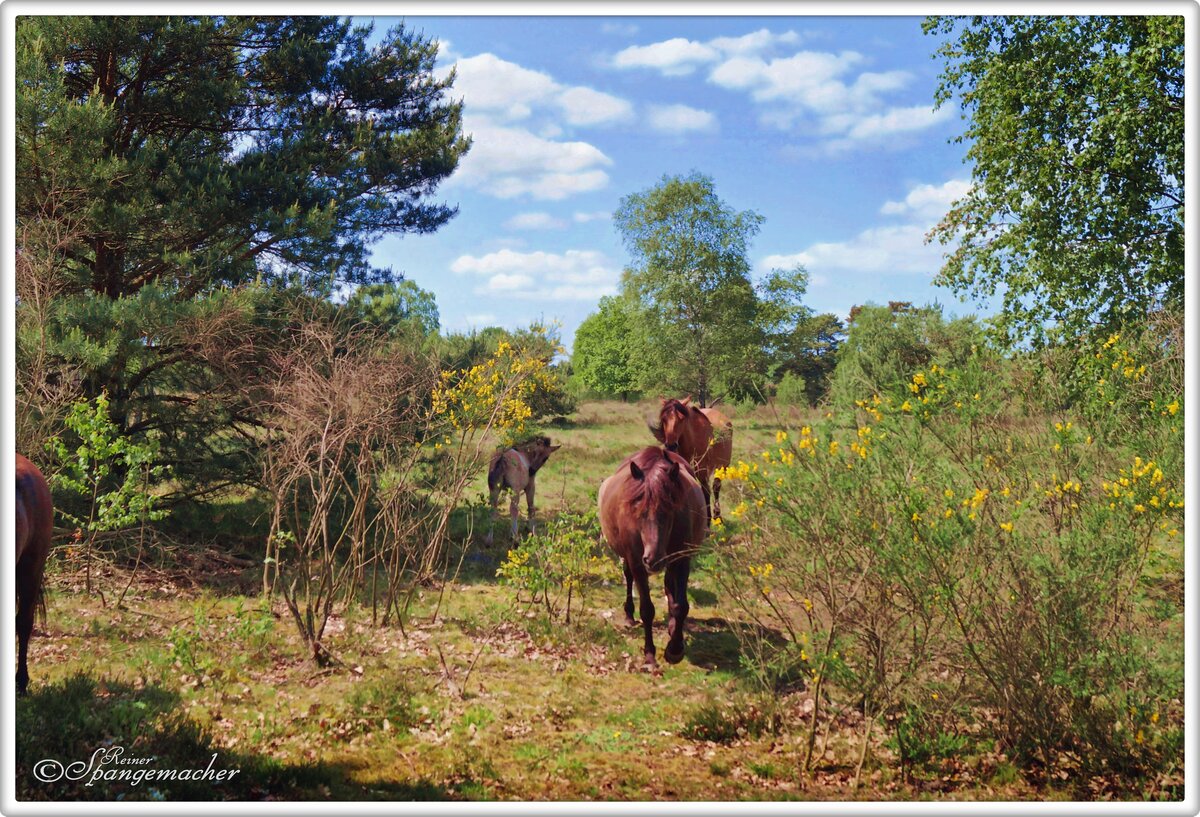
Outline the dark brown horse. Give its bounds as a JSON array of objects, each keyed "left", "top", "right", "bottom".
[
  {"left": 650, "top": 397, "right": 733, "bottom": 521},
  {"left": 485, "top": 436, "right": 561, "bottom": 545},
  {"left": 16, "top": 452, "right": 52, "bottom": 695},
  {"left": 598, "top": 446, "right": 707, "bottom": 667}
]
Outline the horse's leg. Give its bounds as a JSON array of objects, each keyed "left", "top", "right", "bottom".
[
  {"left": 700, "top": 477, "right": 713, "bottom": 522},
  {"left": 633, "top": 566, "right": 656, "bottom": 667},
  {"left": 525, "top": 479, "right": 536, "bottom": 537},
  {"left": 663, "top": 558, "right": 691, "bottom": 664},
  {"left": 622, "top": 561, "right": 636, "bottom": 628},
  {"left": 485, "top": 486, "right": 501, "bottom": 546},
  {"left": 711, "top": 476, "right": 723, "bottom": 520},
  {"left": 509, "top": 491, "right": 522, "bottom": 541},
  {"left": 15, "top": 557, "right": 39, "bottom": 695}
]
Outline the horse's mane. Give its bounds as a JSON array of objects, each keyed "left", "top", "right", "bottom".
[
  {"left": 515, "top": 435, "right": 552, "bottom": 453},
  {"left": 661, "top": 399, "right": 699, "bottom": 421},
  {"left": 625, "top": 447, "right": 687, "bottom": 515}
]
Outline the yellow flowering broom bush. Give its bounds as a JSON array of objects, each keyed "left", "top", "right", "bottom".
[{"left": 713, "top": 323, "right": 1183, "bottom": 790}]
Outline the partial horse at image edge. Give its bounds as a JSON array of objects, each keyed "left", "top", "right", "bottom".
[
  {"left": 15, "top": 452, "right": 52, "bottom": 695},
  {"left": 650, "top": 396, "right": 733, "bottom": 521},
  {"left": 598, "top": 446, "right": 707, "bottom": 667}
]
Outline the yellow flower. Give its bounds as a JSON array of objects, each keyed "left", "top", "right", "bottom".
[
  {"left": 775, "top": 430, "right": 788, "bottom": 443},
  {"left": 999, "top": 522, "right": 1014, "bottom": 533}
]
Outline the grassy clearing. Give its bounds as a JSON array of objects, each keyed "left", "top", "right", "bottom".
[{"left": 16, "top": 399, "right": 1170, "bottom": 802}]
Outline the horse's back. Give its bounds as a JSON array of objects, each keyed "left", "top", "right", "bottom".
[
  {"left": 15, "top": 453, "right": 52, "bottom": 567},
  {"left": 677, "top": 466, "right": 709, "bottom": 548},
  {"left": 597, "top": 471, "right": 628, "bottom": 555},
  {"left": 697, "top": 407, "right": 733, "bottom": 470}
]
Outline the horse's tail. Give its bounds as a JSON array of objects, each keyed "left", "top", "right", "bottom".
[
  {"left": 487, "top": 450, "right": 507, "bottom": 492},
  {"left": 35, "top": 586, "right": 47, "bottom": 628}
]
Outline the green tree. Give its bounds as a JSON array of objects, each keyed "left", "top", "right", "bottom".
[
  {"left": 774, "top": 312, "right": 846, "bottom": 406},
  {"left": 924, "top": 15, "right": 1183, "bottom": 345},
  {"left": 571, "top": 296, "right": 643, "bottom": 400},
  {"left": 828, "top": 303, "right": 984, "bottom": 410},
  {"left": 613, "top": 172, "right": 765, "bottom": 406},
  {"left": 344, "top": 279, "right": 440, "bottom": 337},
  {"left": 17, "top": 16, "right": 469, "bottom": 493}
]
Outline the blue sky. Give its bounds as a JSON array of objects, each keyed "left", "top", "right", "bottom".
[{"left": 361, "top": 15, "right": 987, "bottom": 351}]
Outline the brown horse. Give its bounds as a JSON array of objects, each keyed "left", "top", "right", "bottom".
[
  {"left": 650, "top": 397, "right": 733, "bottom": 521},
  {"left": 598, "top": 446, "right": 707, "bottom": 667},
  {"left": 15, "top": 452, "right": 52, "bottom": 695},
  {"left": 485, "top": 436, "right": 561, "bottom": 545}
]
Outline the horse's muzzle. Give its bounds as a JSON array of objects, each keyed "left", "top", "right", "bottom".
[
  {"left": 643, "top": 555, "right": 665, "bottom": 572},
  {"left": 665, "top": 443, "right": 679, "bottom": 453}
]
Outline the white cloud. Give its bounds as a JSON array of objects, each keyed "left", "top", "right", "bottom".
[
  {"left": 608, "top": 29, "right": 949, "bottom": 150},
  {"left": 558, "top": 86, "right": 634, "bottom": 126},
  {"left": 451, "top": 248, "right": 620, "bottom": 300},
  {"left": 646, "top": 103, "right": 717, "bottom": 133},
  {"left": 612, "top": 28, "right": 802, "bottom": 75},
  {"left": 483, "top": 272, "right": 535, "bottom": 292},
  {"left": 710, "top": 29, "right": 800, "bottom": 55},
  {"left": 609, "top": 30, "right": 947, "bottom": 149},
  {"left": 449, "top": 53, "right": 633, "bottom": 127},
  {"left": 839, "top": 104, "right": 955, "bottom": 145},
  {"left": 451, "top": 117, "right": 613, "bottom": 200},
  {"left": 573, "top": 210, "right": 611, "bottom": 223},
  {"left": 461, "top": 313, "right": 497, "bottom": 327},
  {"left": 762, "top": 225, "right": 943, "bottom": 276},
  {"left": 612, "top": 37, "right": 719, "bottom": 76},
  {"left": 505, "top": 212, "right": 568, "bottom": 231},
  {"left": 880, "top": 179, "right": 973, "bottom": 220},
  {"left": 439, "top": 52, "right": 633, "bottom": 201},
  {"left": 760, "top": 178, "right": 966, "bottom": 280},
  {"left": 450, "top": 54, "right": 560, "bottom": 122}
]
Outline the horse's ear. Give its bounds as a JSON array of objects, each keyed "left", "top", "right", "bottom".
[
  {"left": 549, "top": 444, "right": 561, "bottom": 452},
  {"left": 630, "top": 461, "right": 645, "bottom": 481},
  {"left": 680, "top": 395, "right": 691, "bottom": 407},
  {"left": 667, "top": 459, "right": 680, "bottom": 482}
]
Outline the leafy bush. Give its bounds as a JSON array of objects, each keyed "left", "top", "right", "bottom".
[
  {"left": 495, "top": 510, "right": 610, "bottom": 624},
  {"left": 45, "top": 392, "right": 171, "bottom": 593}
]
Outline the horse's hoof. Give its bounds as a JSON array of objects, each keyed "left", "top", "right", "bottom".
[
  {"left": 664, "top": 643, "right": 685, "bottom": 664},
  {"left": 642, "top": 653, "right": 657, "bottom": 670},
  {"left": 624, "top": 617, "right": 637, "bottom": 629}
]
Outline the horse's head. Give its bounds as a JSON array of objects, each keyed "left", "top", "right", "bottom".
[
  {"left": 652, "top": 396, "right": 692, "bottom": 454},
  {"left": 628, "top": 451, "right": 683, "bottom": 572},
  {"left": 522, "top": 436, "right": 561, "bottom": 474}
]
